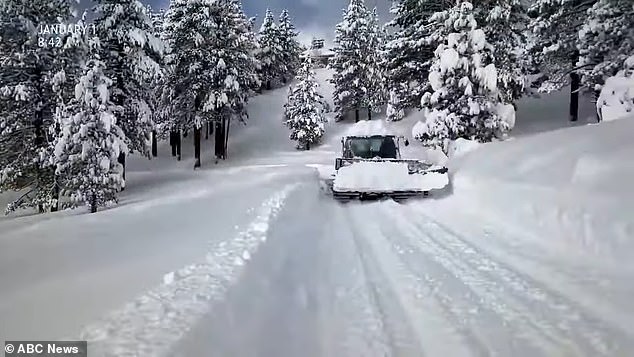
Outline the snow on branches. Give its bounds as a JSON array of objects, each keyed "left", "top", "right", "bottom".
[
  {"left": 284, "top": 58, "right": 328, "bottom": 150},
  {"left": 54, "top": 59, "right": 127, "bottom": 213},
  {"left": 413, "top": 1, "right": 509, "bottom": 153},
  {"left": 578, "top": 0, "right": 634, "bottom": 93},
  {"left": 331, "top": 0, "right": 386, "bottom": 122}
]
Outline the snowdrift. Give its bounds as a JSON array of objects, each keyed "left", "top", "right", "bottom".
[
  {"left": 597, "top": 74, "right": 634, "bottom": 122},
  {"left": 333, "top": 161, "right": 448, "bottom": 193},
  {"left": 449, "top": 117, "right": 634, "bottom": 261}
]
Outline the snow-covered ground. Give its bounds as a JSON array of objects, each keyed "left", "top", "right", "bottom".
[{"left": 1, "top": 70, "right": 633, "bottom": 356}]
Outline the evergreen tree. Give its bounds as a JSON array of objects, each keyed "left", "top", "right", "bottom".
[
  {"left": 257, "top": 9, "right": 284, "bottom": 90},
  {"left": 93, "top": 0, "right": 164, "bottom": 172},
  {"left": 146, "top": 4, "right": 168, "bottom": 157},
  {"left": 278, "top": 9, "right": 302, "bottom": 82},
  {"left": 163, "top": 0, "right": 258, "bottom": 164},
  {"left": 478, "top": 0, "right": 528, "bottom": 104},
  {"left": 577, "top": 0, "right": 634, "bottom": 94},
  {"left": 54, "top": 58, "right": 126, "bottom": 213},
  {"left": 366, "top": 7, "right": 387, "bottom": 120},
  {"left": 413, "top": 1, "right": 506, "bottom": 153},
  {"left": 284, "top": 58, "right": 328, "bottom": 150},
  {"left": 330, "top": 0, "right": 373, "bottom": 122},
  {"left": 0, "top": 0, "right": 75, "bottom": 213},
  {"left": 528, "top": 0, "right": 598, "bottom": 121},
  {"left": 384, "top": 0, "right": 450, "bottom": 119}
]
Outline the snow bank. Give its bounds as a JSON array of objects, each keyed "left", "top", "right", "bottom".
[
  {"left": 494, "top": 103, "right": 516, "bottom": 129},
  {"left": 345, "top": 120, "right": 396, "bottom": 137},
  {"left": 333, "top": 161, "right": 449, "bottom": 193},
  {"left": 597, "top": 74, "right": 634, "bottom": 122},
  {"left": 449, "top": 117, "right": 634, "bottom": 262},
  {"left": 447, "top": 138, "right": 481, "bottom": 158}
]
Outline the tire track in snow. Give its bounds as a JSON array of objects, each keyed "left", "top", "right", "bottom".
[
  {"left": 77, "top": 184, "right": 298, "bottom": 357},
  {"left": 344, "top": 203, "right": 478, "bottom": 357},
  {"left": 349, "top": 203, "right": 496, "bottom": 357},
  {"left": 418, "top": 214, "right": 634, "bottom": 356},
  {"left": 320, "top": 204, "right": 391, "bottom": 357},
  {"left": 390, "top": 201, "right": 633, "bottom": 356}
]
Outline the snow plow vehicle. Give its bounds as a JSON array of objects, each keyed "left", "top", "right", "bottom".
[{"left": 322, "top": 122, "right": 449, "bottom": 201}]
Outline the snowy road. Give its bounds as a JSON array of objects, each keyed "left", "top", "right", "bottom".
[
  {"left": 161, "top": 175, "right": 632, "bottom": 357},
  {"left": 2, "top": 166, "right": 633, "bottom": 356},
  {"left": 1, "top": 70, "right": 633, "bottom": 356}
]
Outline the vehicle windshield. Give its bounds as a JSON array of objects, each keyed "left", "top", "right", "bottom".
[{"left": 345, "top": 136, "right": 397, "bottom": 159}]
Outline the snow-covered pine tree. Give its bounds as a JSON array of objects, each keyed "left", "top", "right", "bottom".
[
  {"left": 477, "top": 0, "right": 528, "bottom": 104},
  {"left": 93, "top": 0, "right": 164, "bottom": 173},
  {"left": 163, "top": 0, "right": 258, "bottom": 164},
  {"left": 278, "top": 9, "right": 302, "bottom": 83},
  {"left": 578, "top": 0, "right": 634, "bottom": 98},
  {"left": 257, "top": 9, "right": 284, "bottom": 90},
  {"left": 384, "top": 0, "right": 450, "bottom": 120},
  {"left": 54, "top": 58, "right": 127, "bottom": 213},
  {"left": 386, "top": 84, "right": 407, "bottom": 121},
  {"left": 230, "top": 0, "right": 260, "bottom": 102},
  {"left": 413, "top": 1, "right": 506, "bottom": 153},
  {"left": 330, "top": 0, "right": 374, "bottom": 122},
  {"left": 284, "top": 57, "right": 328, "bottom": 150},
  {"left": 366, "top": 7, "right": 387, "bottom": 120},
  {"left": 147, "top": 4, "right": 168, "bottom": 157},
  {"left": 0, "top": 0, "right": 75, "bottom": 213},
  {"left": 162, "top": 0, "right": 217, "bottom": 167},
  {"left": 528, "top": 0, "right": 598, "bottom": 121}
]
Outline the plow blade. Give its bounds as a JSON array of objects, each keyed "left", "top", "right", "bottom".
[{"left": 332, "top": 190, "right": 429, "bottom": 201}]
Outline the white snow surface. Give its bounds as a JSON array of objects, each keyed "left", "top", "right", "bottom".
[
  {"left": 345, "top": 119, "right": 396, "bottom": 137},
  {"left": 2, "top": 68, "right": 634, "bottom": 357},
  {"left": 597, "top": 74, "right": 634, "bottom": 122},
  {"left": 333, "top": 161, "right": 449, "bottom": 193},
  {"left": 447, "top": 138, "right": 481, "bottom": 158},
  {"left": 446, "top": 116, "right": 634, "bottom": 262}
]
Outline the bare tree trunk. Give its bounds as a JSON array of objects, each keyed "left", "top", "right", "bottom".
[
  {"left": 214, "top": 120, "right": 223, "bottom": 161},
  {"left": 593, "top": 89, "right": 602, "bottom": 123},
  {"left": 368, "top": 108, "right": 372, "bottom": 121},
  {"left": 90, "top": 195, "right": 97, "bottom": 213},
  {"left": 194, "top": 126, "right": 201, "bottom": 168},
  {"left": 266, "top": 80, "right": 271, "bottom": 90},
  {"left": 205, "top": 122, "right": 209, "bottom": 140},
  {"left": 176, "top": 130, "right": 182, "bottom": 161},
  {"left": 51, "top": 179, "right": 59, "bottom": 212},
  {"left": 570, "top": 50, "right": 580, "bottom": 122},
  {"left": 224, "top": 116, "right": 230, "bottom": 160},
  {"left": 355, "top": 109, "right": 359, "bottom": 123},
  {"left": 170, "top": 130, "right": 177, "bottom": 157},
  {"left": 152, "top": 130, "right": 158, "bottom": 157},
  {"left": 118, "top": 152, "right": 126, "bottom": 191}
]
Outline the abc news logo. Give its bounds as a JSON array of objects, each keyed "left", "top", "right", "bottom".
[{"left": 5, "top": 341, "right": 86, "bottom": 356}]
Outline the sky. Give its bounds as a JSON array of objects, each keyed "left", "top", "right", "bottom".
[{"left": 144, "top": 0, "right": 391, "bottom": 47}]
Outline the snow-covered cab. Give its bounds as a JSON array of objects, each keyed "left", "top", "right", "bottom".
[{"left": 328, "top": 121, "right": 449, "bottom": 201}]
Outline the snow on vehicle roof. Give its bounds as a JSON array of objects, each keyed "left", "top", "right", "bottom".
[{"left": 345, "top": 120, "right": 396, "bottom": 137}]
